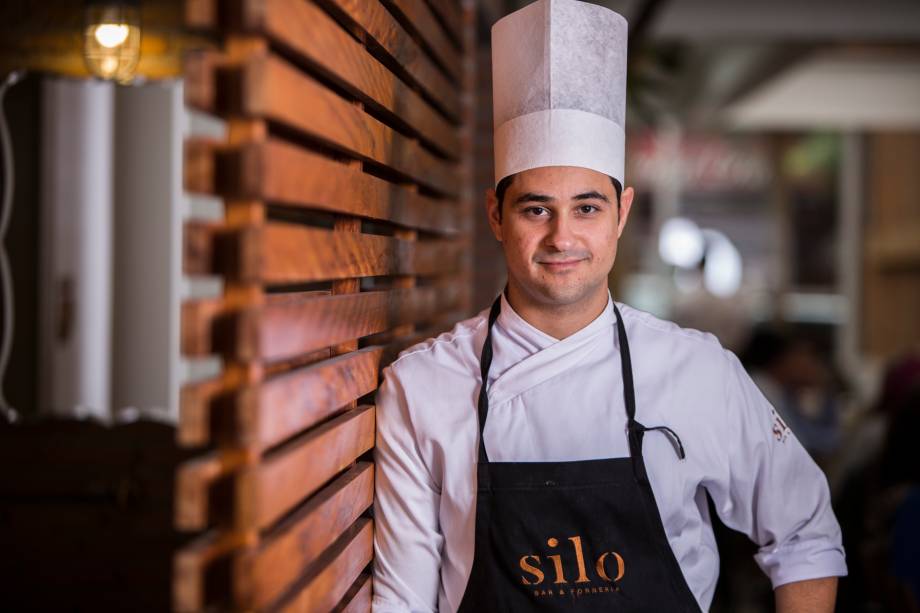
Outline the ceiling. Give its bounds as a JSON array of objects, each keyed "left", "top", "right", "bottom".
[{"left": 502, "top": 0, "right": 920, "bottom": 130}]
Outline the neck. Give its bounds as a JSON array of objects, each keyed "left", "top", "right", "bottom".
[{"left": 505, "top": 281, "right": 610, "bottom": 340}]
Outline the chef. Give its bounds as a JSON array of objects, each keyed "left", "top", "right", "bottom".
[{"left": 372, "top": 0, "right": 847, "bottom": 611}]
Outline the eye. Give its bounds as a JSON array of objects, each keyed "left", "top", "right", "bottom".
[
  {"left": 577, "top": 204, "right": 600, "bottom": 214},
  {"left": 523, "top": 206, "right": 549, "bottom": 217}
]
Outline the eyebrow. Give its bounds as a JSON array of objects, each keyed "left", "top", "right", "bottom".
[{"left": 513, "top": 190, "right": 610, "bottom": 206}]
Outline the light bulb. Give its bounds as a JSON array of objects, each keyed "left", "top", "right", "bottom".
[
  {"left": 83, "top": 2, "right": 141, "bottom": 83},
  {"left": 93, "top": 23, "right": 130, "bottom": 48}
]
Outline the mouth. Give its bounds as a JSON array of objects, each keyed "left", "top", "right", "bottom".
[{"left": 537, "top": 259, "right": 584, "bottom": 271}]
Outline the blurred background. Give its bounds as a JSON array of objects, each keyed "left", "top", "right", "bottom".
[{"left": 0, "top": 0, "right": 918, "bottom": 610}]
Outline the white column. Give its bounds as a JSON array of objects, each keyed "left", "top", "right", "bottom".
[
  {"left": 38, "top": 78, "right": 114, "bottom": 419},
  {"left": 111, "top": 80, "right": 184, "bottom": 422}
]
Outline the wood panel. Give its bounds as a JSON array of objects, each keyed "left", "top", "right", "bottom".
[
  {"left": 322, "top": 0, "right": 461, "bottom": 120},
  {"left": 384, "top": 0, "right": 462, "bottom": 80},
  {"left": 275, "top": 519, "right": 374, "bottom": 613},
  {"left": 182, "top": 283, "right": 462, "bottom": 363},
  {"left": 175, "top": 448, "right": 248, "bottom": 531},
  {"left": 333, "top": 574, "right": 373, "bottom": 613},
  {"left": 178, "top": 347, "right": 332, "bottom": 448},
  {"left": 259, "top": 285, "right": 459, "bottom": 361},
  {"left": 425, "top": 0, "right": 463, "bottom": 43},
  {"left": 256, "top": 405, "right": 374, "bottom": 529},
  {"left": 254, "top": 347, "right": 382, "bottom": 449},
  {"left": 197, "top": 139, "right": 460, "bottom": 234},
  {"left": 234, "top": 0, "right": 459, "bottom": 158},
  {"left": 174, "top": 529, "right": 252, "bottom": 612},
  {"left": 251, "top": 463, "right": 373, "bottom": 609},
  {"left": 177, "top": 0, "right": 474, "bottom": 609},
  {"left": 183, "top": 221, "right": 463, "bottom": 283},
  {"left": 230, "top": 53, "right": 458, "bottom": 197}
]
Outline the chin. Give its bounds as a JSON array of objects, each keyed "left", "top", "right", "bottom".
[{"left": 530, "top": 279, "right": 594, "bottom": 306}]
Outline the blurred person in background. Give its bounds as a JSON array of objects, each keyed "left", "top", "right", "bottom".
[
  {"left": 836, "top": 353, "right": 920, "bottom": 613},
  {"left": 740, "top": 325, "right": 842, "bottom": 465}
]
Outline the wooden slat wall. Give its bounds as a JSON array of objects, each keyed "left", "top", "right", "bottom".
[{"left": 175, "top": 0, "right": 474, "bottom": 610}]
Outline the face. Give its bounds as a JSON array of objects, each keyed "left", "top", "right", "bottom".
[{"left": 486, "top": 165, "right": 635, "bottom": 308}]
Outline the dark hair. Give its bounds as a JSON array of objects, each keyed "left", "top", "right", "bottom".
[{"left": 494, "top": 172, "right": 623, "bottom": 221}]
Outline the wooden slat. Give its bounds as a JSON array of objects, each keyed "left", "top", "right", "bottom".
[
  {"left": 254, "top": 347, "right": 382, "bottom": 449},
  {"left": 185, "top": 0, "right": 219, "bottom": 30},
  {"left": 184, "top": 50, "right": 221, "bottom": 112},
  {"left": 257, "top": 286, "right": 459, "bottom": 362},
  {"left": 383, "top": 0, "right": 461, "bottom": 80},
  {"left": 184, "top": 221, "right": 223, "bottom": 277},
  {"left": 179, "top": 375, "right": 229, "bottom": 446},
  {"left": 264, "top": 225, "right": 410, "bottom": 283},
  {"left": 256, "top": 405, "right": 374, "bottom": 529},
  {"left": 178, "top": 347, "right": 333, "bottom": 448},
  {"left": 183, "top": 222, "right": 462, "bottom": 284},
  {"left": 228, "top": 53, "right": 457, "bottom": 197},
  {"left": 181, "top": 296, "right": 224, "bottom": 356},
  {"left": 255, "top": 140, "right": 458, "bottom": 232},
  {"left": 236, "top": 0, "right": 459, "bottom": 158},
  {"left": 414, "top": 239, "right": 463, "bottom": 276},
  {"left": 333, "top": 574, "right": 373, "bottom": 613},
  {"left": 185, "top": 138, "right": 219, "bottom": 194},
  {"left": 260, "top": 224, "right": 461, "bottom": 284},
  {"left": 322, "top": 0, "right": 460, "bottom": 120},
  {"left": 425, "top": 0, "right": 463, "bottom": 45},
  {"left": 275, "top": 519, "right": 374, "bottom": 613},
  {"left": 180, "top": 284, "right": 461, "bottom": 363},
  {"left": 174, "top": 530, "right": 254, "bottom": 613},
  {"left": 175, "top": 448, "right": 250, "bottom": 531},
  {"left": 251, "top": 463, "right": 373, "bottom": 609},
  {"left": 212, "top": 139, "right": 459, "bottom": 234}
]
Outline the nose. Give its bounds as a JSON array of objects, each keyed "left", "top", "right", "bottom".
[{"left": 545, "top": 214, "right": 577, "bottom": 252}]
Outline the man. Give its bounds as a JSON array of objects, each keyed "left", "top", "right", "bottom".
[{"left": 372, "top": 1, "right": 846, "bottom": 611}]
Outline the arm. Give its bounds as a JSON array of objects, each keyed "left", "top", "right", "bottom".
[
  {"left": 774, "top": 577, "right": 837, "bottom": 613},
  {"left": 372, "top": 365, "right": 443, "bottom": 613},
  {"left": 703, "top": 352, "right": 847, "bottom": 603}
]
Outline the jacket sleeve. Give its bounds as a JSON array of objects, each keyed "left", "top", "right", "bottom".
[
  {"left": 704, "top": 350, "right": 848, "bottom": 588},
  {"left": 372, "top": 363, "right": 444, "bottom": 612}
]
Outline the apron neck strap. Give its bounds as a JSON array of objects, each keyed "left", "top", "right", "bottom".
[
  {"left": 613, "top": 304, "right": 637, "bottom": 424},
  {"left": 477, "top": 295, "right": 502, "bottom": 465}
]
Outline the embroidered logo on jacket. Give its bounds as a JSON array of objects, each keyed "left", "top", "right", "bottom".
[{"left": 771, "top": 408, "right": 791, "bottom": 443}]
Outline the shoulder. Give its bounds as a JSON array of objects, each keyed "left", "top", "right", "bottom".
[
  {"left": 615, "top": 301, "right": 745, "bottom": 408},
  {"left": 616, "top": 301, "right": 731, "bottom": 363},
  {"left": 383, "top": 308, "right": 488, "bottom": 387},
  {"left": 376, "top": 309, "right": 488, "bottom": 439}
]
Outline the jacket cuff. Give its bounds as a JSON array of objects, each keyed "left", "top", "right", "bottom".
[{"left": 754, "top": 539, "right": 848, "bottom": 589}]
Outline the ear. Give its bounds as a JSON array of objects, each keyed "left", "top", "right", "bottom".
[
  {"left": 485, "top": 187, "right": 503, "bottom": 242},
  {"left": 617, "top": 186, "right": 635, "bottom": 239}
]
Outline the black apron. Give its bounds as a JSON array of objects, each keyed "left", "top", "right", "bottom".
[{"left": 457, "top": 296, "right": 702, "bottom": 612}]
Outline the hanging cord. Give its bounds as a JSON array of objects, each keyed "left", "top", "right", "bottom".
[
  {"left": 631, "top": 421, "right": 686, "bottom": 460},
  {"left": 0, "top": 70, "right": 25, "bottom": 423}
]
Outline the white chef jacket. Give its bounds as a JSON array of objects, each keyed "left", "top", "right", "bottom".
[{"left": 372, "top": 291, "right": 847, "bottom": 612}]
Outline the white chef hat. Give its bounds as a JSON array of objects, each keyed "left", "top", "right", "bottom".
[{"left": 491, "top": 0, "right": 628, "bottom": 187}]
